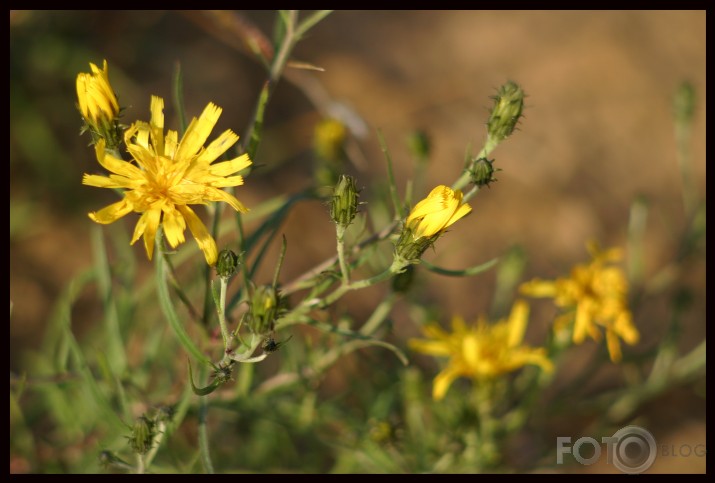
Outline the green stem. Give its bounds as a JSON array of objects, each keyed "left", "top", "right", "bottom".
[
  {"left": 359, "top": 292, "right": 397, "bottom": 335},
  {"left": 336, "top": 224, "right": 350, "bottom": 285},
  {"left": 198, "top": 397, "right": 215, "bottom": 474},
  {"left": 319, "top": 264, "right": 398, "bottom": 309},
  {"left": 214, "top": 278, "right": 231, "bottom": 349}
]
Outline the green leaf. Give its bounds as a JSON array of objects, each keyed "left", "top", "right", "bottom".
[
  {"left": 421, "top": 257, "right": 499, "bottom": 277},
  {"left": 156, "top": 247, "right": 210, "bottom": 365}
]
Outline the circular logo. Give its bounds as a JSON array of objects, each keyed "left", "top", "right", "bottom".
[{"left": 610, "top": 426, "right": 657, "bottom": 474}]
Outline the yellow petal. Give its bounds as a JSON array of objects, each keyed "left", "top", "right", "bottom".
[
  {"left": 175, "top": 102, "right": 222, "bottom": 162},
  {"left": 178, "top": 205, "right": 218, "bottom": 266},
  {"left": 519, "top": 279, "right": 558, "bottom": 298},
  {"left": 208, "top": 153, "right": 252, "bottom": 177},
  {"left": 83, "top": 173, "right": 125, "bottom": 189},
  {"left": 507, "top": 300, "right": 529, "bottom": 347},
  {"left": 606, "top": 329, "right": 623, "bottom": 363},
  {"left": 201, "top": 187, "right": 248, "bottom": 213},
  {"left": 142, "top": 208, "right": 162, "bottom": 261},
  {"left": 408, "top": 338, "right": 452, "bottom": 357},
  {"left": 88, "top": 198, "right": 133, "bottom": 224},
  {"left": 161, "top": 206, "right": 187, "bottom": 248},
  {"left": 433, "top": 364, "right": 462, "bottom": 401},
  {"left": 573, "top": 299, "right": 593, "bottom": 344},
  {"left": 150, "top": 96, "right": 165, "bottom": 156},
  {"left": 95, "top": 141, "right": 144, "bottom": 179},
  {"left": 196, "top": 130, "right": 239, "bottom": 164}
]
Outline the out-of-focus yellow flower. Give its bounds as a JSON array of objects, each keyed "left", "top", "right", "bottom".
[
  {"left": 313, "top": 118, "right": 347, "bottom": 161},
  {"left": 406, "top": 185, "right": 472, "bottom": 239},
  {"left": 76, "top": 60, "right": 119, "bottom": 124},
  {"left": 520, "top": 242, "right": 639, "bottom": 362},
  {"left": 83, "top": 96, "right": 251, "bottom": 266},
  {"left": 409, "top": 300, "right": 553, "bottom": 401}
]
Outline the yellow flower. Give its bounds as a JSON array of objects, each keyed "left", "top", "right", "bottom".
[
  {"left": 394, "top": 185, "right": 472, "bottom": 265},
  {"left": 313, "top": 118, "right": 347, "bottom": 161},
  {"left": 406, "top": 185, "right": 472, "bottom": 239},
  {"left": 520, "top": 242, "right": 639, "bottom": 362},
  {"left": 83, "top": 96, "right": 252, "bottom": 266},
  {"left": 409, "top": 300, "right": 553, "bottom": 400},
  {"left": 76, "top": 60, "right": 120, "bottom": 126}
]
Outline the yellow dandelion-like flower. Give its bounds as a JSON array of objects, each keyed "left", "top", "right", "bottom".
[
  {"left": 520, "top": 241, "right": 639, "bottom": 362},
  {"left": 83, "top": 96, "right": 252, "bottom": 266},
  {"left": 76, "top": 59, "right": 120, "bottom": 125},
  {"left": 409, "top": 300, "right": 553, "bottom": 400}
]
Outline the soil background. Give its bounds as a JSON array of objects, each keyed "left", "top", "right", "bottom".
[{"left": 10, "top": 10, "right": 705, "bottom": 473}]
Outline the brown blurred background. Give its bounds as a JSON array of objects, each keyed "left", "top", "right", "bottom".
[{"left": 10, "top": 11, "right": 705, "bottom": 473}]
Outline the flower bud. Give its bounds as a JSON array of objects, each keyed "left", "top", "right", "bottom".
[
  {"left": 468, "top": 157, "right": 497, "bottom": 188},
  {"left": 394, "top": 185, "right": 472, "bottom": 265},
  {"left": 246, "top": 285, "right": 286, "bottom": 335},
  {"left": 216, "top": 249, "right": 239, "bottom": 279},
  {"left": 487, "top": 81, "right": 524, "bottom": 143},
  {"left": 127, "top": 415, "right": 156, "bottom": 455},
  {"left": 76, "top": 60, "right": 123, "bottom": 149},
  {"left": 330, "top": 174, "right": 360, "bottom": 227}
]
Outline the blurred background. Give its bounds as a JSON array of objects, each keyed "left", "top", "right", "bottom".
[{"left": 10, "top": 11, "right": 705, "bottom": 473}]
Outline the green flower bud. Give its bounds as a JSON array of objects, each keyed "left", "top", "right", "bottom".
[
  {"left": 330, "top": 174, "right": 360, "bottom": 227},
  {"left": 469, "top": 157, "right": 497, "bottom": 188},
  {"left": 247, "top": 285, "right": 286, "bottom": 335},
  {"left": 128, "top": 415, "right": 156, "bottom": 455},
  {"left": 216, "top": 249, "right": 239, "bottom": 279},
  {"left": 487, "top": 81, "right": 525, "bottom": 143},
  {"left": 212, "top": 362, "right": 233, "bottom": 384}
]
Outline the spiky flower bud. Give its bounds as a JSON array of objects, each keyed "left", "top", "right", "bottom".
[
  {"left": 468, "top": 157, "right": 497, "bottom": 188},
  {"left": 128, "top": 415, "right": 156, "bottom": 455},
  {"left": 216, "top": 249, "right": 239, "bottom": 279},
  {"left": 330, "top": 174, "right": 360, "bottom": 227},
  {"left": 487, "top": 81, "right": 524, "bottom": 143},
  {"left": 246, "top": 285, "right": 286, "bottom": 336}
]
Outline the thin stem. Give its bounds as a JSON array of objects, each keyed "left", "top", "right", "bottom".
[
  {"left": 135, "top": 454, "right": 145, "bottom": 475},
  {"left": 143, "top": 420, "right": 166, "bottom": 470},
  {"left": 198, "top": 397, "right": 215, "bottom": 474},
  {"left": 318, "top": 265, "right": 398, "bottom": 309},
  {"left": 336, "top": 224, "right": 350, "bottom": 285},
  {"left": 359, "top": 292, "right": 397, "bottom": 336},
  {"left": 214, "top": 278, "right": 231, "bottom": 349}
]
